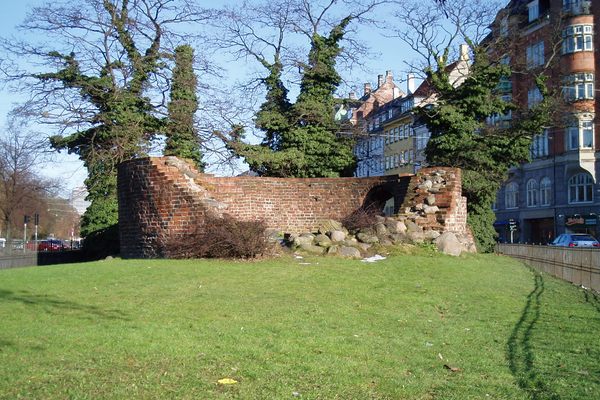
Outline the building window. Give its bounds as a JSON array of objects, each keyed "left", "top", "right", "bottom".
[
  {"left": 540, "top": 177, "right": 551, "bottom": 206},
  {"left": 505, "top": 182, "right": 519, "bottom": 209},
  {"left": 388, "top": 109, "right": 393, "bottom": 119},
  {"left": 527, "top": 87, "right": 543, "bottom": 108},
  {"left": 526, "top": 41, "right": 544, "bottom": 68},
  {"left": 530, "top": 129, "right": 549, "bottom": 158},
  {"left": 563, "top": 73, "right": 594, "bottom": 101},
  {"left": 526, "top": 179, "right": 538, "bottom": 207},
  {"left": 500, "top": 16, "right": 509, "bottom": 37},
  {"left": 568, "top": 173, "right": 593, "bottom": 203},
  {"left": 562, "top": 25, "right": 593, "bottom": 54},
  {"left": 563, "top": 0, "right": 592, "bottom": 14},
  {"left": 567, "top": 119, "right": 594, "bottom": 150},
  {"left": 528, "top": 0, "right": 539, "bottom": 22}
]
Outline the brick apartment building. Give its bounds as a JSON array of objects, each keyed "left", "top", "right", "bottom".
[{"left": 492, "top": 0, "right": 599, "bottom": 243}]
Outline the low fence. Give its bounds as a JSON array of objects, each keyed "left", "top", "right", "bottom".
[
  {"left": 0, "top": 250, "right": 86, "bottom": 270},
  {"left": 0, "top": 252, "right": 37, "bottom": 269},
  {"left": 496, "top": 243, "right": 600, "bottom": 292}
]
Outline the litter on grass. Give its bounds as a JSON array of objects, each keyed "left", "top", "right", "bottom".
[
  {"left": 361, "top": 254, "right": 387, "bottom": 263},
  {"left": 217, "top": 378, "right": 238, "bottom": 385}
]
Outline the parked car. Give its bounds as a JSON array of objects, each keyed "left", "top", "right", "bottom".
[
  {"left": 38, "top": 239, "right": 66, "bottom": 252},
  {"left": 550, "top": 233, "right": 600, "bottom": 248}
]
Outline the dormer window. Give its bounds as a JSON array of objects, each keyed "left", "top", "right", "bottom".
[{"left": 528, "top": 0, "right": 539, "bottom": 22}]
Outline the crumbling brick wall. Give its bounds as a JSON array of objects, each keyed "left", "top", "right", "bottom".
[{"left": 117, "top": 157, "right": 469, "bottom": 258}]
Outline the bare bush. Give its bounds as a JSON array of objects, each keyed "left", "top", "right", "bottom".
[
  {"left": 167, "top": 214, "right": 268, "bottom": 259},
  {"left": 342, "top": 204, "right": 382, "bottom": 232}
]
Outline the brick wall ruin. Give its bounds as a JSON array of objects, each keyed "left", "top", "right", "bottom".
[{"left": 117, "top": 157, "right": 470, "bottom": 258}]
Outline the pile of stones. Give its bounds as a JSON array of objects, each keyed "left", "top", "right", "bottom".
[{"left": 286, "top": 217, "right": 475, "bottom": 258}]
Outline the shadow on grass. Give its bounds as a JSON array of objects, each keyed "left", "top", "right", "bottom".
[
  {"left": 0, "top": 339, "right": 14, "bottom": 349},
  {"left": 583, "top": 289, "right": 600, "bottom": 314},
  {"left": 0, "top": 289, "right": 129, "bottom": 321},
  {"left": 507, "top": 272, "right": 560, "bottom": 400}
]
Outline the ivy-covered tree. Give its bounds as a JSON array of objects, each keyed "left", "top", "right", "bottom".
[
  {"left": 1, "top": 0, "right": 210, "bottom": 255},
  {"left": 164, "top": 45, "right": 204, "bottom": 171},
  {"left": 421, "top": 45, "right": 554, "bottom": 251},
  {"left": 238, "top": 16, "right": 355, "bottom": 177},
  {"left": 217, "top": 0, "right": 381, "bottom": 178}
]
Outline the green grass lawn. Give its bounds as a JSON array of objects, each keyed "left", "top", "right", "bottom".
[{"left": 1, "top": 249, "right": 599, "bottom": 399}]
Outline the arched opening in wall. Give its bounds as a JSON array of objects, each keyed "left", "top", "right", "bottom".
[{"left": 342, "top": 185, "right": 394, "bottom": 231}]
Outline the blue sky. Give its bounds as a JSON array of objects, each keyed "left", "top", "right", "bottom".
[{"left": 0, "top": 0, "right": 437, "bottom": 192}]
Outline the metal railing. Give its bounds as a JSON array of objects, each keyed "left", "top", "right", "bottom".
[{"left": 496, "top": 243, "right": 599, "bottom": 292}]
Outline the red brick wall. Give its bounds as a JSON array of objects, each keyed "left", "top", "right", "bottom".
[{"left": 117, "top": 157, "right": 467, "bottom": 258}]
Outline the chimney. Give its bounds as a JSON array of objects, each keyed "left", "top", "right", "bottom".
[
  {"left": 377, "top": 74, "right": 384, "bottom": 88},
  {"left": 363, "top": 83, "right": 372, "bottom": 96},
  {"left": 407, "top": 73, "right": 416, "bottom": 94},
  {"left": 349, "top": 91, "right": 356, "bottom": 100},
  {"left": 393, "top": 87, "right": 402, "bottom": 99},
  {"left": 385, "top": 70, "right": 393, "bottom": 83},
  {"left": 459, "top": 44, "right": 470, "bottom": 62}
]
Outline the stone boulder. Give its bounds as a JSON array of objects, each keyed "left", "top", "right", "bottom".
[
  {"left": 327, "top": 245, "right": 340, "bottom": 255},
  {"left": 424, "top": 230, "right": 441, "bottom": 241},
  {"left": 298, "top": 242, "right": 325, "bottom": 255},
  {"left": 329, "top": 230, "right": 347, "bottom": 242},
  {"left": 314, "top": 234, "right": 332, "bottom": 247},
  {"left": 405, "top": 220, "right": 423, "bottom": 233},
  {"left": 434, "top": 232, "right": 463, "bottom": 256},
  {"left": 317, "top": 219, "right": 343, "bottom": 234},
  {"left": 339, "top": 246, "right": 362, "bottom": 258},
  {"left": 374, "top": 223, "right": 388, "bottom": 237},
  {"left": 407, "top": 230, "right": 425, "bottom": 244},
  {"left": 292, "top": 234, "right": 314, "bottom": 248},
  {"left": 385, "top": 220, "right": 407, "bottom": 234},
  {"left": 356, "top": 232, "right": 379, "bottom": 244}
]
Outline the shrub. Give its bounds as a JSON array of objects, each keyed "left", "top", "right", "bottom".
[
  {"left": 341, "top": 204, "right": 382, "bottom": 232},
  {"left": 167, "top": 214, "right": 268, "bottom": 259}
]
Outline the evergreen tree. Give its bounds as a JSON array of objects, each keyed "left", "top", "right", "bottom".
[
  {"left": 42, "top": 1, "right": 165, "bottom": 251},
  {"left": 421, "top": 46, "right": 553, "bottom": 252},
  {"left": 232, "top": 16, "right": 356, "bottom": 178},
  {"left": 164, "top": 45, "right": 204, "bottom": 171}
]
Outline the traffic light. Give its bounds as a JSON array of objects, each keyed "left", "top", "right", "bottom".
[
  {"left": 34, "top": 213, "right": 40, "bottom": 226},
  {"left": 24, "top": 215, "right": 30, "bottom": 224}
]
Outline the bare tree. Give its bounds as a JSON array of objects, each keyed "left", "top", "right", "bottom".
[
  {"left": 390, "top": 0, "right": 503, "bottom": 76},
  {"left": 0, "top": 121, "right": 58, "bottom": 247}
]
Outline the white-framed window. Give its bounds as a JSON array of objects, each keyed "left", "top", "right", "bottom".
[
  {"left": 394, "top": 154, "right": 399, "bottom": 168},
  {"left": 388, "top": 109, "right": 393, "bottom": 119},
  {"left": 505, "top": 182, "right": 519, "bottom": 209},
  {"left": 530, "top": 129, "right": 549, "bottom": 158},
  {"left": 528, "top": 0, "right": 539, "bottom": 22},
  {"left": 568, "top": 173, "right": 593, "bottom": 203},
  {"left": 527, "top": 87, "right": 543, "bottom": 108},
  {"left": 526, "top": 179, "right": 538, "bottom": 207},
  {"left": 409, "top": 149, "right": 414, "bottom": 163},
  {"left": 563, "top": 73, "right": 594, "bottom": 101},
  {"left": 567, "top": 119, "right": 594, "bottom": 150},
  {"left": 540, "top": 177, "right": 551, "bottom": 206},
  {"left": 526, "top": 41, "right": 544, "bottom": 68},
  {"left": 562, "top": 25, "right": 593, "bottom": 54}
]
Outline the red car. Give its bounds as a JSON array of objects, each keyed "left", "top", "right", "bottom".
[{"left": 38, "top": 240, "right": 66, "bottom": 252}]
